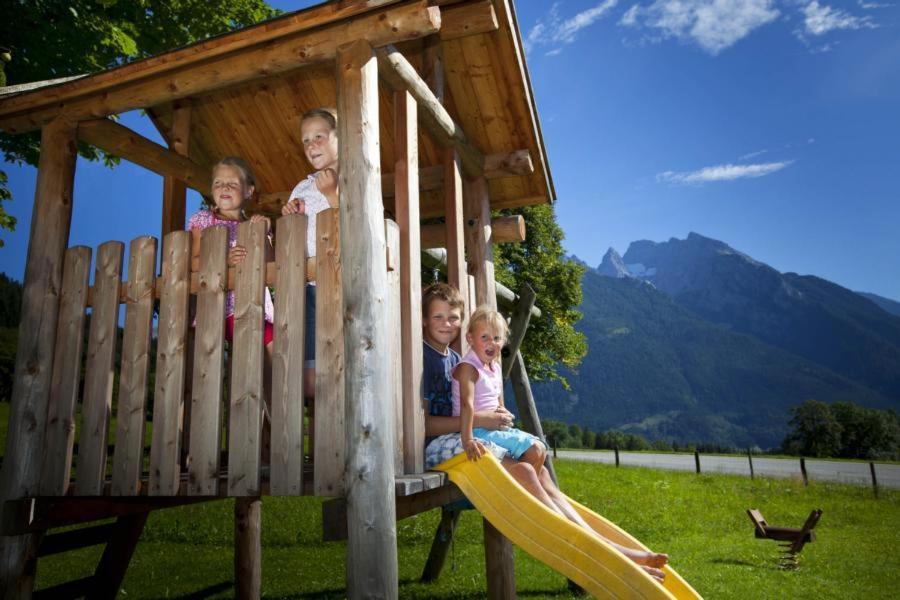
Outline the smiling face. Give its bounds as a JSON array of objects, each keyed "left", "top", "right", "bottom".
[
  {"left": 423, "top": 299, "right": 462, "bottom": 352},
  {"left": 301, "top": 115, "right": 339, "bottom": 172},
  {"left": 466, "top": 320, "right": 505, "bottom": 366},
  {"left": 211, "top": 164, "right": 252, "bottom": 216}
]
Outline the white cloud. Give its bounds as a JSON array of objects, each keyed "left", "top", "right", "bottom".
[
  {"left": 739, "top": 149, "right": 768, "bottom": 160},
  {"left": 802, "top": 1, "right": 875, "bottom": 36},
  {"left": 525, "top": 1, "right": 618, "bottom": 54},
  {"left": 858, "top": 1, "right": 894, "bottom": 9},
  {"left": 657, "top": 161, "right": 793, "bottom": 184},
  {"left": 621, "top": 0, "right": 780, "bottom": 55}
]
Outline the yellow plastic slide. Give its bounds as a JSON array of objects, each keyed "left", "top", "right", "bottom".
[{"left": 434, "top": 452, "right": 702, "bottom": 599}]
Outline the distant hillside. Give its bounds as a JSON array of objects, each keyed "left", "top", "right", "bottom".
[
  {"left": 528, "top": 271, "right": 890, "bottom": 449},
  {"left": 616, "top": 233, "right": 900, "bottom": 400},
  {"left": 858, "top": 292, "right": 900, "bottom": 318}
]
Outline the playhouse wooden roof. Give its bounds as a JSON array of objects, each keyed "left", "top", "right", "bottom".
[{"left": 0, "top": 0, "right": 554, "bottom": 217}]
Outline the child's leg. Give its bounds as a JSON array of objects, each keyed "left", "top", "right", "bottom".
[
  {"left": 535, "top": 465, "right": 668, "bottom": 569},
  {"left": 518, "top": 442, "right": 547, "bottom": 474},
  {"left": 499, "top": 458, "right": 565, "bottom": 518}
]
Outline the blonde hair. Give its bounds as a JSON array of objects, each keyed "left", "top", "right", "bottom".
[
  {"left": 301, "top": 107, "right": 337, "bottom": 132},
  {"left": 467, "top": 306, "right": 508, "bottom": 343},
  {"left": 211, "top": 156, "right": 256, "bottom": 189},
  {"left": 422, "top": 283, "right": 465, "bottom": 317}
]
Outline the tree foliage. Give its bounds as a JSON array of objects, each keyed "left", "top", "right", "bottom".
[
  {"left": 495, "top": 204, "right": 587, "bottom": 384},
  {"left": 0, "top": 0, "right": 279, "bottom": 243},
  {"left": 781, "top": 399, "right": 900, "bottom": 460}
]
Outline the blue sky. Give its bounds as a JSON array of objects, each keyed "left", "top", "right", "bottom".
[{"left": 2, "top": 0, "right": 899, "bottom": 300}]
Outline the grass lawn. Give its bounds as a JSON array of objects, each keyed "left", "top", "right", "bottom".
[{"left": 30, "top": 456, "right": 899, "bottom": 599}]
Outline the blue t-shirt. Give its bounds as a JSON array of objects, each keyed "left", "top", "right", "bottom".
[{"left": 423, "top": 342, "right": 460, "bottom": 418}]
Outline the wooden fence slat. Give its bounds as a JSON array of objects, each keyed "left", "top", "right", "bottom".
[
  {"left": 149, "top": 231, "right": 191, "bottom": 495},
  {"left": 228, "top": 220, "right": 267, "bottom": 496},
  {"left": 111, "top": 236, "right": 158, "bottom": 496},
  {"left": 76, "top": 241, "right": 124, "bottom": 496},
  {"left": 40, "top": 246, "right": 91, "bottom": 496},
  {"left": 314, "top": 208, "right": 345, "bottom": 497},
  {"left": 187, "top": 226, "right": 228, "bottom": 496},
  {"left": 395, "top": 89, "right": 425, "bottom": 474},
  {"left": 270, "top": 214, "right": 307, "bottom": 496},
  {"left": 385, "top": 220, "right": 404, "bottom": 475}
]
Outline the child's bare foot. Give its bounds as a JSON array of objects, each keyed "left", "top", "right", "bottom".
[
  {"left": 623, "top": 549, "right": 668, "bottom": 568},
  {"left": 642, "top": 566, "right": 666, "bottom": 581}
]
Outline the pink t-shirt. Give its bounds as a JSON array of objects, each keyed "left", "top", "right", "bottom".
[
  {"left": 187, "top": 209, "right": 275, "bottom": 322},
  {"left": 451, "top": 350, "right": 502, "bottom": 417}
]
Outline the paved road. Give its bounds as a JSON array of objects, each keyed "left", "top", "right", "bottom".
[{"left": 556, "top": 450, "right": 900, "bottom": 489}]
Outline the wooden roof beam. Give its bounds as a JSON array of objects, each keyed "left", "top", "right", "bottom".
[
  {"left": 375, "top": 44, "right": 485, "bottom": 178},
  {"left": 440, "top": 0, "right": 498, "bottom": 41},
  {"left": 0, "top": 2, "right": 441, "bottom": 134},
  {"left": 382, "top": 148, "right": 532, "bottom": 197},
  {"left": 421, "top": 215, "right": 525, "bottom": 249},
  {"left": 77, "top": 119, "right": 210, "bottom": 192}
]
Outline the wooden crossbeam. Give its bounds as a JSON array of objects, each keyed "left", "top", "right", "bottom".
[
  {"left": 0, "top": 2, "right": 441, "bottom": 133},
  {"left": 440, "top": 0, "right": 498, "bottom": 41},
  {"left": 78, "top": 119, "right": 210, "bottom": 192},
  {"left": 376, "top": 44, "right": 485, "bottom": 178}
]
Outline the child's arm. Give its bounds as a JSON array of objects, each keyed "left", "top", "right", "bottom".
[
  {"left": 454, "top": 363, "right": 486, "bottom": 461},
  {"left": 425, "top": 407, "right": 514, "bottom": 436}
]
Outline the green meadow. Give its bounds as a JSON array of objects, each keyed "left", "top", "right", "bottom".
[{"left": 31, "top": 457, "right": 899, "bottom": 599}]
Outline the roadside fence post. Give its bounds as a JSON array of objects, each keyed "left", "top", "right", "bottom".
[
  {"left": 614, "top": 446, "right": 620, "bottom": 468},
  {"left": 870, "top": 462, "right": 879, "bottom": 498},
  {"left": 800, "top": 457, "right": 809, "bottom": 486},
  {"left": 748, "top": 448, "right": 755, "bottom": 480},
  {"left": 694, "top": 450, "right": 701, "bottom": 474}
]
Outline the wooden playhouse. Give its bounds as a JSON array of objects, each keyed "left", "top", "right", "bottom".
[{"left": 0, "top": 0, "right": 555, "bottom": 597}]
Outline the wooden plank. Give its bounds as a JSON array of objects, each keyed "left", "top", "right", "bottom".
[
  {"left": 338, "top": 39, "right": 398, "bottom": 599},
  {"left": 463, "top": 177, "right": 496, "bottom": 310},
  {"left": 0, "top": 117, "right": 77, "bottom": 597},
  {"left": 76, "top": 241, "right": 125, "bottom": 496},
  {"left": 160, "top": 100, "right": 192, "bottom": 236},
  {"left": 385, "top": 220, "right": 404, "bottom": 475},
  {"left": 484, "top": 517, "right": 516, "bottom": 599},
  {"left": 111, "top": 236, "right": 158, "bottom": 496},
  {"left": 91, "top": 513, "right": 149, "bottom": 599},
  {"left": 40, "top": 246, "right": 91, "bottom": 496},
  {"left": 440, "top": 0, "right": 499, "bottom": 41},
  {"left": 509, "top": 351, "right": 557, "bottom": 483},
  {"left": 38, "top": 523, "right": 116, "bottom": 557},
  {"left": 149, "top": 231, "right": 191, "bottom": 495},
  {"left": 187, "top": 226, "right": 228, "bottom": 496},
  {"left": 422, "top": 214, "right": 523, "bottom": 249},
  {"left": 228, "top": 221, "right": 268, "bottom": 496},
  {"left": 234, "top": 498, "right": 262, "bottom": 600},
  {"left": 0, "top": 2, "right": 441, "bottom": 134},
  {"left": 313, "top": 209, "right": 345, "bottom": 497},
  {"left": 270, "top": 214, "right": 308, "bottom": 496},
  {"left": 377, "top": 44, "right": 485, "bottom": 178},
  {"left": 394, "top": 90, "right": 425, "bottom": 475},
  {"left": 78, "top": 119, "right": 210, "bottom": 193},
  {"left": 421, "top": 508, "right": 461, "bottom": 582},
  {"left": 443, "top": 149, "right": 468, "bottom": 353}
]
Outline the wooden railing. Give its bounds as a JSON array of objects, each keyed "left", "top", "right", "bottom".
[{"left": 37, "top": 209, "right": 409, "bottom": 499}]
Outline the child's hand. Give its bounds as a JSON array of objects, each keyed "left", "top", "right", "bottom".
[
  {"left": 463, "top": 438, "right": 486, "bottom": 462},
  {"left": 282, "top": 198, "right": 305, "bottom": 216},
  {"left": 249, "top": 214, "right": 271, "bottom": 233},
  {"left": 316, "top": 168, "right": 339, "bottom": 207},
  {"left": 227, "top": 245, "right": 247, "bottom": 266}
]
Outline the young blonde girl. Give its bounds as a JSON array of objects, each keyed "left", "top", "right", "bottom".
[
  {"left": 454, "top": 306, "right": 669, "bottom": 580},
  {"left": 282, "top": 107, "right": 339, "bottom": 398}
]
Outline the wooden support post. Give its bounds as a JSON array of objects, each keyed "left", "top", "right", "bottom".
[
  {"left": 385, "top": 220, "right": 404, "bottom": 474},
  {"left": 800, "top": 457, "right": 808, "bottom": 486},
  {"left": 501, "top": 284, "right": 535, "bottom": 379},
  {"left": 234, "top": 497, "right": 262, "bottom": 600},
  {"left": 614, "top": 446, "right": 619, "bottom": 467},
  {"left": 0, "top": 117, "right": 76, "bottom": 595},
  {"left": 92, "top": 513, "right": 149, "bottom": 599},
  {"left": 694, "top": 451, "right": 701, "bottom": 474},
  {"left": 509, "top": 351, "right": 557, "bottom": 484},
  {"left": 484, "top": 518, "right": 516, "bottom": 599},
  {"left": 395, "top": 89, "right": 425, "bottom": 475},
  {"left": 748, "top": 448, "right": 755, "bottom": 480},
  {"left": 112, "top": 236, "right": 158, "bottom": 496},
  {"left": 420, "top": 508, "right": 461, "bottom": 582},
  {"left": 270, "top": 214, "right": 307, "bottom": 496},
  {"left": 159, "top": 100, "right": 192, "bottom": 235},
  {"left": 337, "top": 39, "right": 398, "bottom": 598},
  {"left": 463, "top": 177, "right": 496, "bottom": 310},
  {"left": 149, "top": 231, "right": 191, "bottom": 496},
  {"left": 870, "top": 462, "right": 879, "bottom": 497},
  {"left": 443, "top": 150, "right": 468, "bottom": 353}
]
